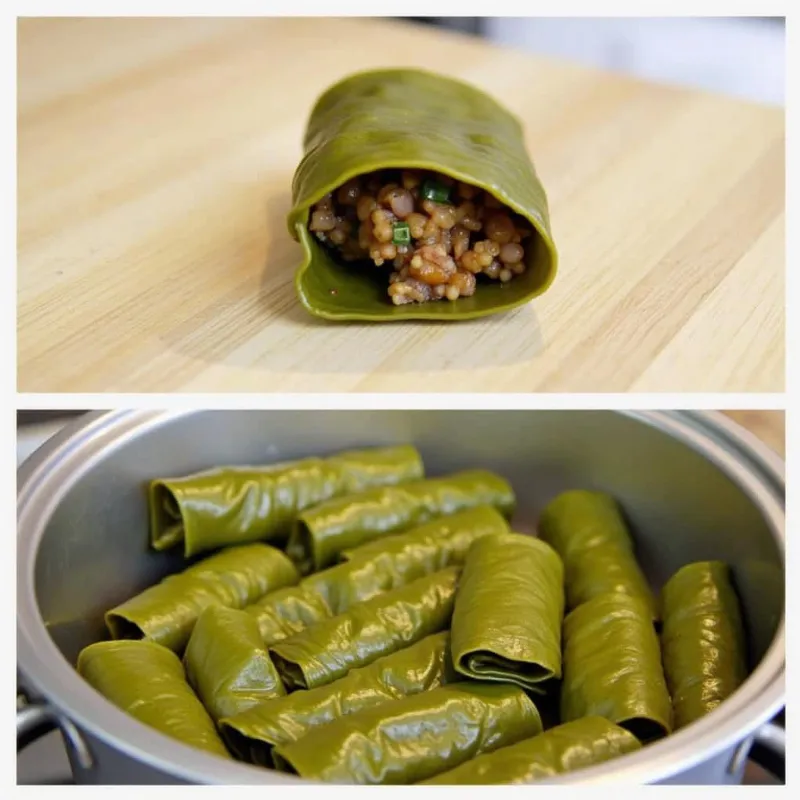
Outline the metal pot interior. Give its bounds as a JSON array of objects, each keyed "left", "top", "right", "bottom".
[
  {"left": 27, "top": 409, "right": 784, "bottom": 671},
  {"left": 20, "top": 409, "right": 785, "bottom": 780}
]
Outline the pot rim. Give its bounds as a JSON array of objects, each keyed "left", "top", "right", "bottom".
[{"left": 16, "top": 409, "right": 785, "bottom": 785}]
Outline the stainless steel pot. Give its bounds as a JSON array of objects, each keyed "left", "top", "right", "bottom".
[{"left": 17, "top": 410, "right": 785, "bottom": 785}]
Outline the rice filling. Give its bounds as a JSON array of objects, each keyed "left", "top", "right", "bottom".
[{"left": 308, "top": 169, "right": 533, "bottom": 305}]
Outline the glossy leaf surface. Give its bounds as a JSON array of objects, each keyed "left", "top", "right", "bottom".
[
  {"left": 106, "top": 544, "right": 299, "bottom": 652},
  {"left": 272, "top": 682, "right": 542, "bottom": 784},
  {"left": 561, "top": 593, "right": 672, "bottom": 741},
  {"left": 538, "top": 490, "right": 657, "bottom": 619},
  {"left": 288, "top": 470, "right": 515, "bottom": 574},
  {"left": 423, "top": 716, "right": 641, "bottom": 784},
  {"left": 220, "top": 631, "right": 455, "bottom": 766},
  {"left": 451, "top": 533, "right": 564, "bottom": 690},
  {"left": 661, "top": 561, "right": 747, "bottom": 729},
  {"left": 269, "top": 568, "right": 459, "bottom": 689},
  {"left": 77, "top": 640, "right": 231, "bottom": 758},
  {"left": 184, "top": 605, "right": 286, "bottom": 721},
  {"left": 150, "top": 445, "right": 423, "bottom": 557}
]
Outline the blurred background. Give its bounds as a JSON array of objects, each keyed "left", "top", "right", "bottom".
[
  {"left": 406, "top": 17, "right": 785, "bottom": 105},
  {"left": 16, "top": 411, "right": 786, "bottom": 480}
]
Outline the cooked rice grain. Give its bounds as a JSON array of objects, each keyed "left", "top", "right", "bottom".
[{"left": 309, "top": 169, "right": 532, "bottom": 305}]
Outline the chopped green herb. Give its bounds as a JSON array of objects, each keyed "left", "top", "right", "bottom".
[
  {"left": 392, "top": 222, "right": 411, "bottom": 245},
  {"left": 421, "top": 179, "right": 450, "bottom": 204}
]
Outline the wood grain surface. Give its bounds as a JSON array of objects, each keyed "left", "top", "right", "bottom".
[
  {"left": 17, "top": 17, "right": 785, "bottom": 393},
  {"left": 722, "top": 410, "right": 785, "bottom": 458}
]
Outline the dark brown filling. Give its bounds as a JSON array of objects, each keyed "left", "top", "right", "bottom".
[{"left": 309, "top": 169, "right": 533, "bottom": 305}]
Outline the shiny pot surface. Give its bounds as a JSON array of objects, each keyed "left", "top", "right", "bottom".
[{"left": 17, "top": 410, "right": 785, "bottom": 784}]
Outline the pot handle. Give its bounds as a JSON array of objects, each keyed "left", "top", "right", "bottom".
[
  {"left": 749, "top": 721, "right": 785, "bottom": 782},
  {"left": 728, "top": 719, "right": 785, "bottom": 783},
  {"left": 17, "top": 696, "right": 94, "bottom": 769}
]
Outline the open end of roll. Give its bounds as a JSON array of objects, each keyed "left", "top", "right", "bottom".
[
  {"left": 271, "top": 751, "right": 300, "bottom": 776},
  {"left": 270, "top": 653, "right": 309, "bottom": 691},
  {"left": 150, "top": 482, "right": 186, "bottom": 551},
  {"left": 466, "top": 650, "right": 554, "bottom": 684},
  {"left": 104, "top": 613, "right": 146, "bottom": 642},
  {"left": 218, "top": 725, "right": 275, "bottom": 769},
  {"left": 285, "top": 521, "right": 316, "bottom": 576},
  {"left": 619, "top": 716, "right": 669, "bottom": 745}
]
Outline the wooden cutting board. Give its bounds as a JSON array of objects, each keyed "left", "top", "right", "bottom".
[
  {"left": 722, "top": 410, "right": 785, "bottom": 458},
  {"left": 17, "top": 18, "right": 785, "bottom": 393}
]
